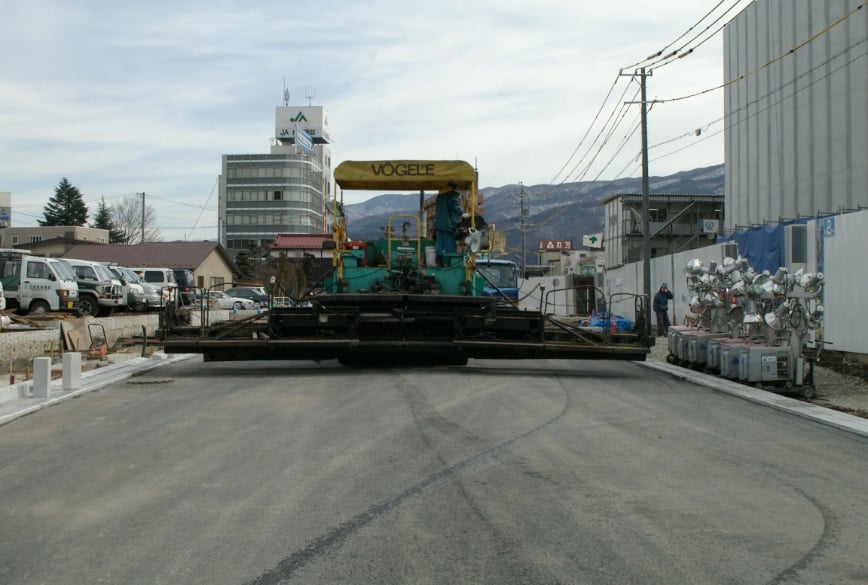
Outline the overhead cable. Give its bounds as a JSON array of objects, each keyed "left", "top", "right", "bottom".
[
  {"left": 622, "top": 0, "right": 736, "bottom": 69},
  {"left": 655, "top": 3, "right": 864, "bottom": 103}
]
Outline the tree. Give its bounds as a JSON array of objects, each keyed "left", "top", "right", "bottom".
[
  {"left": 90, "top": 196, "right": 125, "bottom": 243},
  {"left": 269, "top": 252, "right": 308, "bottom": 300},
  {"left": 110, "top": 193, "right": 162, "bottom": 244},
  {"left": 39, "top": 178, "right": 89, "bottom": 226},
  {"left": 234, "top": 250, "right": 255, "bottom": 281}
]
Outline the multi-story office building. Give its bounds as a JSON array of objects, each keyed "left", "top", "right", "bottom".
[{"left": 219, "top": 104, "right": 333, "bottom": 259}]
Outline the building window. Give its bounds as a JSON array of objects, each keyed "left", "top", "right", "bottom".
[
  {"left": 649, "top": 209, "right": 668, "bottom": 222},
  {"left": 274, "top": 190, "right": 282, "bottom": 200},
  {"left": 11, "top": 236, "right": 18, "bottom": 244},
  {"left": 30, "top": 235, "right": 43, "bottom": 243},
  {"left": 790, "top": 225, "right": 807, "bottom": 264}
]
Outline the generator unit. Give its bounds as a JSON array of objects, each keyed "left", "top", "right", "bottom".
[
  {"left": 687, "top": 331, "right": 732, "bottom": 368},
  {"left": 668, "top": 256, "right": 824, "bottom": 398},
  {"left": 737, "top": 346, "right": 799, "bottom": 385}
]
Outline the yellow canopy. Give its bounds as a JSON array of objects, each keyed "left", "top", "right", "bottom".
[{"left": 334, "top": 160, "right": 476, "bottom": 191}]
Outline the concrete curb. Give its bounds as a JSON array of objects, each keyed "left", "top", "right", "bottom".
[
  {"left": 0, "top": 352, "right": 196, "bottom": 427},
  {"left": 638, "top": 358, "right": 868, "bottom": 440}
]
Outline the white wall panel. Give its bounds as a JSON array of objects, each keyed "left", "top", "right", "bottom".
[
  {"left": 723, "top": 0, "right": 867, "bottom": 230},
  {"left": 810, "top": 209, "right": 868, "bottom": 354}
]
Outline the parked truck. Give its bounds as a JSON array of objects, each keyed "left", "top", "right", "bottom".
[
  {"left": 0, "top": 249, "right": 79, "bottom": 314},
  {"left": 161, "top": 160, "right": 651, "bottom": 365},
  {"left": 59, "top": 258, "right": 124, "bottom": 317}
]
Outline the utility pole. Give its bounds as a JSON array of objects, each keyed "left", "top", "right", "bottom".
[
  {"left": 622, "top": 67, "right": 653, "bottom": 339},
  {"left": 140, "top": 192, "right": 146, "bottom": 244},
  {"left": 518, "top": 182, "right": 527, "bottom": 275}
]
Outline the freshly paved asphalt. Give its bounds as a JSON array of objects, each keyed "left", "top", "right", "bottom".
[{"left": 1, "top": 356, "right": 867, "bottom": 583}]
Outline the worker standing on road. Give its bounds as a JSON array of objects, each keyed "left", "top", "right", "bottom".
[
  {"left": 434, "top": 181, "right": 466, "bottom": 266},
  {"left": 653, "top": 282, "right": 674, "bottom": 337}
]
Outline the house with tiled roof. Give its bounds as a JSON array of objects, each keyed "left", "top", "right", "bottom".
[
  {"left": 268, "top": 233, "right": 333, "bottom": 284},
  {"left": 268, "top": 233, "right": 333, "bottom": 259},
  {"left": 62, "top": 241, "right": 238, "bottom": 290}
]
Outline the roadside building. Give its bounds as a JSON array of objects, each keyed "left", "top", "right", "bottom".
[
  {"left": 602, "top": 193, "right": 724, "bottom": 268},
  {"left": 61, "top": 241, "right": 237, "bottom": 291},
  {"left": 219, "top": 100, "right": 333, "bottom": 260},
  {"left": 0, "top": 226, "right": 110, "bottom": 256}
]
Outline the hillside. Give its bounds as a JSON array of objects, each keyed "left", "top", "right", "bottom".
[{"left": 343, "top": 164, "right": 724, "bottom": 259}]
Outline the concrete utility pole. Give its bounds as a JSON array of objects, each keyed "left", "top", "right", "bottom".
[
  {"left": 140, "top": 192, "right": 146, "bottom": 244},
  {"left": 518, "top": 183, "right": 528, "bottom": 275},
  {"left": 622, "top": 67, "right": 653, "bottom": 339}
]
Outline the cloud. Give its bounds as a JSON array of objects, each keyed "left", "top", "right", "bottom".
[{"left": 1, "top": 0, "right": 744, "bottom": 238}]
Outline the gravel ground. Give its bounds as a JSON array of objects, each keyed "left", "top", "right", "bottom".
[{"left": 647, "top": 337, "right": 868, "bottom": 419}]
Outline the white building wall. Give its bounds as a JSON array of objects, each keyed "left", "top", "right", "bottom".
[
  {"left": 808, "top": 209, "right": 867, "bottom": 354},
  {"left": 604, "top": 242, "right": 738, "bottom": 327},
  {"left": 604, "top": 209, "right": 866, "bottom": 354},
  {"left": 518, "top": 275, "right": 575, "bottom": 316},
  {"left": 723, "top": 0, "right": 867, "bottom": 230}
]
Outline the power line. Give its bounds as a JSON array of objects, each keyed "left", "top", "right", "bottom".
[
  {"left": 549, "top": 74, "right": 623, "bottom": 184},
  {"left": 654, "top": 2, "right": 864, "bottom": 103},
  {"left": 185, "top": 176, "right": 220, "bottom": 239},
  {"left": 645, "top": 0, "right": 750, "bottom": 70},
  {"left": 146, "top": 193, "right": 217, "bottom": 211},
  {"left": 652, "top": 44, "right": 868, "bottom": 163},
  {"left": 561, "top": 83, "right": 641, "bottom": 185},
  {"left": 622, "top": 0, "right": 735, "bottom": 69}
]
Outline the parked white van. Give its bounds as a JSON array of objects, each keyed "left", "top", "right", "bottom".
[
  {"left": 130, "top": 267, "right": 178, "bottom": 304},
  {"left": 0, "top": 249, "right": 79, "bottom": 314}
]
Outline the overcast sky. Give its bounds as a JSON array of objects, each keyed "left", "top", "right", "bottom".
[{"left": 0, "top": 0, "right": 747, "bottom": 241}]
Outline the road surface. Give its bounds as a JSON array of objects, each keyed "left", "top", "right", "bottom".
[{"left": 0, "top": 357, "right": 866, "bottom": 584}]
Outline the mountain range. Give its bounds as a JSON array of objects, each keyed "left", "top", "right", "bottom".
[{"left": 343, "top": 164, "right": 724, "bottom": 261}]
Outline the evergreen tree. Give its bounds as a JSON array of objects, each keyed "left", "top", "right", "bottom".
[
  {"left": 234, "top": 250, "right": 255, "bottom": 281},
  {"left": 39, "top": 177, "right": 89, "bottom": 226},
  {"left": 91, "top": 196, "right": 125, "bottom": 243}
]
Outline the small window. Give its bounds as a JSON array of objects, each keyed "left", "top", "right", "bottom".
[
  {"left": 273, "top": 190, "right": 282, "bottom": 200},
  {"left": 11, "top": 236, "right": 17, "bottom": 244},
  {"left": 649, "top": 209, "right": 668, "bottom": 222}
]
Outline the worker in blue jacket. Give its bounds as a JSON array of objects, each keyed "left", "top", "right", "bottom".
[
  {"left": 653, "top": 282, "right": 674, "bottom": 336},
  {"left": 434, "top": 181, "right": 466, "bottom": 266}
]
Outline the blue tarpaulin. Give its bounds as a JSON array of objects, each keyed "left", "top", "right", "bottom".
[
  {"left": 717, "top": 218, "right": 810, "bottom": 273},
  {"left": 589, "top": 312, "right": 633, "bottom": 332}
]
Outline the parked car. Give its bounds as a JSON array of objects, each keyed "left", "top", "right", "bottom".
[
  {"left": 172, "top": 269, "right": 196, "bottom": 306},
  {"left": 130, "top": 267, "right": 177, "bottom": 304},
  {"left": 225, "top": 286, "right": 269, "bottom": 308},
  {"left": 106, "top": 265, "right": 145, "bottom": 312},
  {"left": 206, "top": 290, "right": 256, "bottom": 310},
  {"left": 115, "top": 266, "right": 161, "bottom": 311}
]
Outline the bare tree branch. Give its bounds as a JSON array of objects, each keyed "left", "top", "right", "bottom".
[{"left": 110, "top": 194, "right": 163, "bottom": 244}]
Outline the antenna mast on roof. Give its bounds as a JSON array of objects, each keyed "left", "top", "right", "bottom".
[
  {"left": 283, "top": 78, "right": 290, "bottom": 106},
  {"left": 305, "top": 85, "right": 316, "bottom": 106}
]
